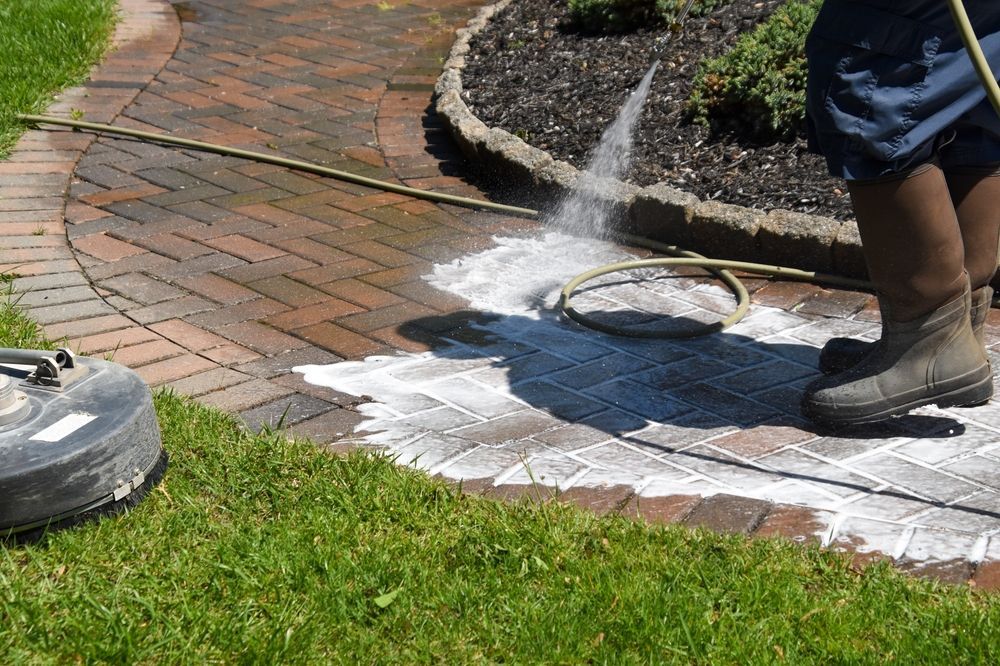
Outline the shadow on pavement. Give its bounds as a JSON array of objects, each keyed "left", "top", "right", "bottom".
[{"left": 388, "top": 307, "right": 997, "bottom": 519}]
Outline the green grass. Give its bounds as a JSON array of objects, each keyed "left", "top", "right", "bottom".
[
  {"left": 2, "top": 287, "right": 1000, "bottom": 663},
  {"left": 0, "top": 0, "right": 118, "bottom": 158},
  {"left": 0, "top": 285, "right": 55, "bottom": 351}
]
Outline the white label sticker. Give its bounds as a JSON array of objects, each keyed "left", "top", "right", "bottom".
[{"left": 30, "top": 413, "right": 98, "bottom": 442}]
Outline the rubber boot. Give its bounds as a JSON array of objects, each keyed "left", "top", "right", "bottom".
[
  {"left": 817, "top": 166, "right": 1000, "bottom": 375},
  {"left": 817, "top": 285, "right": 993, "bottom": 374},
  {"left": 802, "top": 164, "right": 992, "bottom": 427},
  {"left": 802, "top": 283, "right": 992, "bottom": 426}
]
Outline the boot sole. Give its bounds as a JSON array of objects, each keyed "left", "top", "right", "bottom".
[
  {"left": 820, "top": 354, "right": 994, "bottom": 412},
  {"left": 802, "top": 372, "right": 995, "bottom": 428}
]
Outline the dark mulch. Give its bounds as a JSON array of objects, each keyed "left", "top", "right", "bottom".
[{"left": 461, "top": 0, "right": 855, "bottom": 221}]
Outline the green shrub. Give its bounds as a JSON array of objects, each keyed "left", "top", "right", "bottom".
[
  {"left": 568, "top": 0, "right": 726, "bottom": 34},
  {"left": 687, "top": 0, "right": 822, "bottom": 143},
  {"left": 656, "top": 0, "right": 726, "bottom": 23},
  {"left": 567, "top": 0, "right": 652, "bottom": 33}
]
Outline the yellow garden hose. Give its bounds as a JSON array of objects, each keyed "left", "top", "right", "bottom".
[
  {"left": 947, "top": 0, "right": 1000, "bottom": 118},
  {"left": 18, "top": 112, "right": 869, "bottom": 339},
  {"left": 16, "top": 0, "right": 998, "bottom": 340}
]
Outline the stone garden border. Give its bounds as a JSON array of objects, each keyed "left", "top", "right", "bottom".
[{"left": 434, "top": 0, "right": 867, "bottom": 279}]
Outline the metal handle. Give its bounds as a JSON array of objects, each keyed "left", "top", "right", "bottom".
[{"left": 0, "top": 348, "right": 74, "bottom": 369}]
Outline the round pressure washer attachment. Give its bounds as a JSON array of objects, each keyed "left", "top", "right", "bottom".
[{"left": 0, "top": 348, "right": 166, "bottom": 542}]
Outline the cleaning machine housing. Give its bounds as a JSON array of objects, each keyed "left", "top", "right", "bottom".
[{"left": 0, "top": 348, "right": 165, "bottom": 538}]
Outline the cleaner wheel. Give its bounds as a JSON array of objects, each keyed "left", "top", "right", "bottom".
[{"left": 0, "top": 348, "right": 166, "bottom": 540}]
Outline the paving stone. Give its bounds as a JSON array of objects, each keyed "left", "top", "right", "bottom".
[
  {"left": 941, "top": 456, "right": 1000, "bottom": 493},
  {"left": 173, "top": 272, "right": 260, "bottom": 304},
  {"left": 248, "top": 275, "right": 331, "bottom": 307},
  {"left": 431, "top": 374, "right": 531, "bottom": 418},
  {"left": 860, "top": 454, "right": 980, "bottom": 503},
  {"left": 44, "top": 315, "right": 135, "bottom": 342},
  {"left": 756, "top": 449, "right": 881, "bottom": 499},
  {"left": 231, "top": 342, "right": 337, "bottom": 374},
  {"left": 335, "top": 301, "right": 439, "bottom": 334},
  {"left": 555, "top": 485, "right": 634, "bottom": 516},
  {"left": 681, "top": 494, "right": 773, "bottom": 535},
  {"left": 796, "top": 288, "right": 872, "bottom": 318},
  {"left": 108, "top": 339, "right": 186, "bottom": 367},
  {"left": 753, "top": 505, "right": 836, "bottom": 544},
  {"left": 480, "top": 483, "right": 556, "bottom": 503},
  {"left": 620, "top": 494, "right": 703, "bottom": 524},
  {"left": 72, "top": 233, "right": 147, "bottom": 262},
  {"left": 166, "top": 367, "right": 255, "bottom": 397},
  {"left": 196, "top": 378, "right": 296, "bottom": 412},
  {"left": 133, "top": 233, "right": 214, "bottom": 260},
  {"left": 12, "top": 271, "right": 89, "bottom": 293},
  {"left": 240, "top": 394, "right": 338, "bottom": 432},
  {"left": 15, "top": 286, "right": 98, "bottom": 309},
  {"left": 829, "top": 517, "right": 910, "bottom": 560},
  {"left": 128, "top": 295, "right": 216, "bottom": 325},
  {"left": 146, "top": 252, "right": 245, "bottom": 279},
  {"left": 576, "top": 442, "right": 691, "bottom": 479},
  {"left": 972, "top": 558, "right": 1000, "bottom": 591},
  {"left": 450, "top": 410, "right": 565, "bottom": 446},
  {"left": 202, "top": 234, "right": 288, "bottom": 262},
  {"left": 134, "top": 353, "right": 218, "bottom": 387},
  {"left": 913, "top": 491, "right": 1000, "bottom": 534},
  {"left": 201, "top": 343, "right": 262, "bottom": 365},
  {"left": 662, "top": 444, "right": 787, "bottom": 492},
  {"left": 286, "top": 407, "right": 368, "bottom": 444},
  {"left": 437, "top": 442, "right": 549, "bottom": 480},
  {"left": 293, "top": 321, "right": 390, "bottom": 358},
  {"left": 263, "top": 298, "right": 365, "bottom": 330},
  {"left": 26, "top": 299, "right": 117, "bottom": 325},
  {"left": 751, "top": 281, "right": 823, "bottom": 311},
  {"left": 70, "top": 326, "right": 162, "bottom": 355},
  {"left": 708, "top": 420, "right": 816, "bottom": 458},
  {"left": 502, "top": 454, "right": 591, "bottom": 488},
  {"left": 895, "top": 527, "right": 979, "bottom": 584},
  {"left": 99, "top": 272, "right": 186, "bottom": 304},
  {"left": 185, "top": 298, "right": 290, "bottom": 328}
]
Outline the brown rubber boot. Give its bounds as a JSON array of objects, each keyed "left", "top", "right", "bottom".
[
  {"left": 802, "top": 284, "right": 993, "bottom": 426},
  {"left": 818, "top": 285, "right": 993, "bottom": 374},
  {"left": 802, "top": 164, "right": 993, "bottom": 427},
  {"left": 817, "top": 165, "right": 1000, "bottom": 375}
]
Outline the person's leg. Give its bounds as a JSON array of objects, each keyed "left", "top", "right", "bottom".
[
  {"left": 849, "top": 163, "right": 966, "bottom": 320},
  {"left": 818, "top": 165, "right": 1000, "bottom": 374},
  {"left": 802, "top": 163, "right": 992, "bottom": 426},
  {"left": 949, "top": 166, "right": 1000, "bottom": 292}
]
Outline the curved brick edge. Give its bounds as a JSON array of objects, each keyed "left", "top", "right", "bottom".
[
  {"left": 4, "top": 1, "right": 368, "bottom": 426},
  {"left": 451, "top": 479, "right": 1000, "bottom": 590},
  {"left": 434, "top": 0, "right": 866, "bottom": 279}
]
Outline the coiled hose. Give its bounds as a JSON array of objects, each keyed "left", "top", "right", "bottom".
[{"left": 16, "top": 0, "right": 998, "bottom": 339}]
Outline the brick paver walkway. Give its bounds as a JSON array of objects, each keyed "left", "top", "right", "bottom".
[{"left": 5, "top": 0, "right": 1000, "bottom": 587}]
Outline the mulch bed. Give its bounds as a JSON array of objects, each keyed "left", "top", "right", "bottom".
[{"left": 460, "top": 0, "right": 855, "bottom": 221}]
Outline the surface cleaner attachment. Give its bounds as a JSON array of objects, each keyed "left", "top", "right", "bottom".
[{"left": 0, "top": 348, "right": 166, "bottom": 540}]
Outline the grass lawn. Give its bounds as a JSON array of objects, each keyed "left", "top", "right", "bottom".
[
  {"left": 0, "top": 0, "right": 118, "bottom": 158},
  {"left": 2, "top": 301, "right": 1000, "bottom": 663}
]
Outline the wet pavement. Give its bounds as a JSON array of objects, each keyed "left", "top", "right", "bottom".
[{"left": 4, "top": 0, "right": 1000, "bottom": 586}]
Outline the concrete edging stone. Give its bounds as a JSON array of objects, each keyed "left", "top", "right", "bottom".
[{"left": 434, "top": 0, "right": 866, "bottom": 279}]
